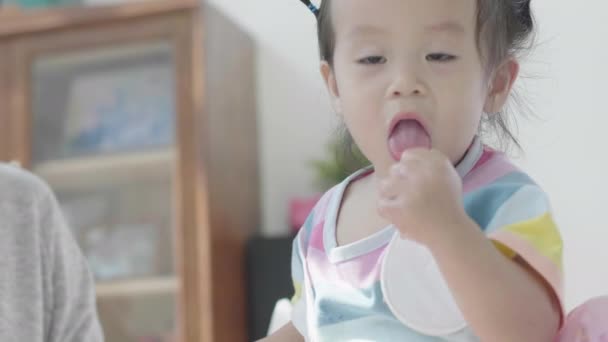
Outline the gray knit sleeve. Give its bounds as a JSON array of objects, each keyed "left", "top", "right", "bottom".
[{"left": 37, "top": 179, "right": 104, "bottom": 342}]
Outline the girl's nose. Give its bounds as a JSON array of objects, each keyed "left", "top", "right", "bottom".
[{"left": 386, "top": 64, "right": 426, "bottom": 98}]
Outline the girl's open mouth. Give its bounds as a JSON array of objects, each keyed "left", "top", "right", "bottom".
[{"left": 387, "top": 116, "right": 431, "bottom": 161}]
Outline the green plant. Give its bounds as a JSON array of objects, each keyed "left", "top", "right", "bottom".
[{"left": 309, "top": 136, "right": 370, "bottom": 191}]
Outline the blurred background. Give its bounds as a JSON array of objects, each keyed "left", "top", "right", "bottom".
[{"left": 0, "top": 0, "right": 606, "bottom": 341}]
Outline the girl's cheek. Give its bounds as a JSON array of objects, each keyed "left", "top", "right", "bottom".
[{"left": 428, "top": 63, "right": 461, "bottom": 79}]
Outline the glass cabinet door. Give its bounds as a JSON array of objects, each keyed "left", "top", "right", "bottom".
[{"left": 30, "top": 41, "right": 179, "bottom": 342}]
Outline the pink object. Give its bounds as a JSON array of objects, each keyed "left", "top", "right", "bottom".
[
  {"left": 289, "top": 194, "right": 322, "bottom": 232},
  {"left": 557, "top": 296, "right": 608, "bottom": 342}
]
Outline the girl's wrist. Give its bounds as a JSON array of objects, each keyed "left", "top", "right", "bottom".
[{"left": 422, "top": 211, "right": 479, "bottom": 252}]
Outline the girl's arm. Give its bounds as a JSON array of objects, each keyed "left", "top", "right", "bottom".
[
  {"left": 257, "top": 322, "right": 304, "bottom": 342},
  {"left": 377, "top": 149, "right": 562, "bottom": 342},
  {"left": 428, "top": 215, "right": 560, "bottom": 342}
]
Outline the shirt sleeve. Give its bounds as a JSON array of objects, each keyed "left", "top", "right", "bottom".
[
  {"left": 289, "top": 186, "right": 339, "bottom": 339},
  {"left": 484, "top": 184, "right": 564, "bottom": 318},
  {"left": 39, "top": 186, "right": 105, "bottom": 342},
  {"left": 290, "top": 216, "right": 310, "bottom": 339}
]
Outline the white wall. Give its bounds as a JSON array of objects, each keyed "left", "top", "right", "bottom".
[
  {"left": 208, "top": 0, "right": 608, "bottom": 310},
  {"left": 515, "top": 0, "right": 608, "bottom": 310},
  {"left": 206, "top": 0, "right": 336, "bottom": 239}
]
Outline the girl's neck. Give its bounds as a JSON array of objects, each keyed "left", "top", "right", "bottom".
[{"left": 345, "top": 167, "right": 380, "bottom": 204}]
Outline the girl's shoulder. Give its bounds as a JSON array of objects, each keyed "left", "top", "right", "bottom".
[
  {"left": 463, "top": 149, "right": 552, "bottom": 230},
  {"left": 463, "top": 147, "right": 540, "bottom": 193},
  {"left": 294, "top": 167, "right": 371, "bottom": 249},
  {"left": 295, "top": 184, "right": 340, "bottom": 244}
]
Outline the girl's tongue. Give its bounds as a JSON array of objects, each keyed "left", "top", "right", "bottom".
[{"left": 388, "top": 120, "right": 431, "bottom": 161}]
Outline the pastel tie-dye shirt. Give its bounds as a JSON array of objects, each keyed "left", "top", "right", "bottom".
[{"left": 290, "top": 140, "right": 564, "bottom": 341}]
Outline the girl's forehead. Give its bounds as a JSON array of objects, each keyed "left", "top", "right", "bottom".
[{"left": 330, "top": 0, "right": 477, "bottom": 37}]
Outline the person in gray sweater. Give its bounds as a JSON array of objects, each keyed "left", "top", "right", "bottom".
[{"left": 0, "top": 163, "right": 103, "bottom": 341}]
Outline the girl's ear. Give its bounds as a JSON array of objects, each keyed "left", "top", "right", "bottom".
[
  {"left": 321, "top": 61, "right": 342, "bottom": 113},
  {"left": 484, "top": 58, "right": 519, "bottom": 113}
]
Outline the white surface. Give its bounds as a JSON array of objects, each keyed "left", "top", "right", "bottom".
[
  {"left": 208, "top": 0, "right": 608, "bottom": 311},
  {"left": 267, "top": 298, "right": 294, "bottom": 336}
]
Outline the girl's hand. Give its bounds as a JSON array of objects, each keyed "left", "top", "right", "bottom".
[{"left": 377, "top": 148, "right": 467, "bottom": 245}]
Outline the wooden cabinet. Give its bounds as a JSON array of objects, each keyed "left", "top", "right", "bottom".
[{"left": 0, "top": 2, "right": 259, "bottom": 341}]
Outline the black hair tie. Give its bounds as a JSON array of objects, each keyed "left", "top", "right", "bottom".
[
  {"left": 299, "top": 0, "right": 320, "bottom": 18},
  {"left": 519, "top": 0, "right": 533, "bottom": 28}
]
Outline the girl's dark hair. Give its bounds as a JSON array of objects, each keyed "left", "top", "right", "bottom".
[{"left": 316, "top": 0, "right": 536, "bottom": 151}]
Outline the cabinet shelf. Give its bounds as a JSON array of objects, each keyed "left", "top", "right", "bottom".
[
  {"left": 33, "top": 149, "right": 175, "bottom": 191},
  {"left": 96, "top": 276, "right": 178, "bottom": 298}
]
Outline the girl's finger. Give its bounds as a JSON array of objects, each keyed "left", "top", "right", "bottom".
[
  {"left": 377, "top": 197, "right": 402, "bottom": 218},
  {"left": 390, "top": 163, "right": 408, "bottom": 178},
  {"left": 378, "top": 179, "right": 401, "bottom": 200}
]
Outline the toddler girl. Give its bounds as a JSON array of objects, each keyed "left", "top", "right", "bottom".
[{"left": 264, "top": 0, "right": 562, "bottom": 340}]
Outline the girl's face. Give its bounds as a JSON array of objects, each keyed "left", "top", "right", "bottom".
[{"left": 322, "top": 0, "right": 518, "bottom": 176}]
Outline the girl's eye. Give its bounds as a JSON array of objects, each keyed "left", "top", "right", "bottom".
[
  {"left": 357, "top": 56, "right": 387, "bottom": 65},
  {"left": 426, "top": 53, "right": 457, "bottom": 62}
]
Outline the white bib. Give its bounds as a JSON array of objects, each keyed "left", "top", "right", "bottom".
[
  {"left": 381, "top": 233, "right": 479, "bottom": 340},
  {"left": 380, "top": 136, "right": 484, "bottom": 339}
]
